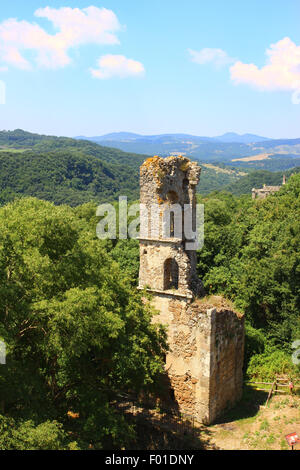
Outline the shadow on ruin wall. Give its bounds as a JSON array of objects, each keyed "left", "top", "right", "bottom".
[{"left": 115, "top": 373, "right": 217, "bottom": 450}]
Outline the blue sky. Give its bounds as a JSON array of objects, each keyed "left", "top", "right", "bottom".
[{"left": 0, "top": 0, "right": 299, "bottom": 138}]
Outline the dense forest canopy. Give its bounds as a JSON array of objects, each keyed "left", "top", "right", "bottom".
[
  {"left": 0, "top": 150, "right": 142, "bottom": 206},
  {"left": 0, "top": 198, "right": 166, "bottom": 449},
  {"left": 0, "top": 130, "right": 148, "bottom": 206}
]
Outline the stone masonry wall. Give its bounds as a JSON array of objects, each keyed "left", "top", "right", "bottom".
[
  {"left": 207, "top": 306, "right": 244, "bottom": 423},
  {"left": 152, "top": 295, "right": 244, "bottom": 424}
]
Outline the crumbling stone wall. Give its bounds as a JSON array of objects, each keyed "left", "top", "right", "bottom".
[
  {"left": 252, "top": 185, "right": 281, "bottom": 199},
  {"left": 152, "top": 295, "right": 244, "bottom": 424},
  {"left": 209, "top": 307, "right": 244, "bottom": 420},
  {"left": 139, "top": 155, "right": 245, "bottom": 424}
]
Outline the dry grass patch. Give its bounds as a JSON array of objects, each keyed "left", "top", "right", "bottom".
[{"left": 206, "top": 391, "right": 300, "bottom": 450}]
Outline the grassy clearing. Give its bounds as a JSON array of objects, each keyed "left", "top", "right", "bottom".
[{"left": 204, "top": 387, "right": 300, "bottom": 450}]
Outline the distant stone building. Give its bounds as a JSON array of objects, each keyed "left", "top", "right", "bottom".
[
  {"left": 138, "top": 155, "right": 244, "bottom": 424},
  {"left": 252, "top": 175, "right": 286, "bottom": 200}
]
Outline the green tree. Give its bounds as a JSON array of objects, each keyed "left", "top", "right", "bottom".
[{"left": 0, "top": 197, "right": 167, "bottom": 449}]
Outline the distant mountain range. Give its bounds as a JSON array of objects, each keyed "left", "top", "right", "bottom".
[
  {"left": 76, "top": 131, "right": 272, "bottom": 144},
  {"left": 0, "top": 129, "right": 300, "bottom": 204},
  {"left": 75, "top": 132, "right": 300, "bottom": 171}
]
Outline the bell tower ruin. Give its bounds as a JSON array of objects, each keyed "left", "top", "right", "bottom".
[{"left": 139, "top": 155, "right": 245, "bottom": 424}]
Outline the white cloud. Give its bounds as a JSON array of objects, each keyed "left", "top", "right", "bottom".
[
  {"left": 188, "top": 48, "right": 235, "bottom": 68},
  {"left": 230, "top": 37, "right": 300, "bottom": 91},
  {"left": 90, "top": 54, "right": 145, "bottom": 79},
  {"left": 34, "top": 6, "right": 121, "bottom": 48},
  {"left": 0, "top": 6, "right": 122, "bottom": 70}
]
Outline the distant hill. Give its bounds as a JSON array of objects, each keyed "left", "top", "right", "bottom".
[
  {"left": 226, "top": 154, "right": 300, "bottom": 172},
  {"left": 0, "top": 129, "right": 146, "bottom": 168},
  {"left": 214, "top": 132, "right": 271, "bottom": 143},
  {"left": 76, "top": 132, "right": 143, "bottom": 142},
  {"left": 197, "top": 164, "right": 249, "bottom": 194},
  {"left": 0, "top": 129, "right": 147, "bottom": 206},
  {"left": 76, "top": 132, "right": 300, "bottom": 171}
]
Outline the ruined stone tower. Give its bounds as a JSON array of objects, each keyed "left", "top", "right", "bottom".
[{"left": 139, "top": 155, "right": 245, "bottom": 424}]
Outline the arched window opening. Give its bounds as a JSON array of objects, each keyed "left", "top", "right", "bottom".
[
  {"left": 164, "top": 258, "right": 179, "bottom": 290},
  {"left": 170, "top": 212, "right": 175, "bottom": 237},
  {"left": 163, "top": 202, "right": 182, "bottom": 239}
]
